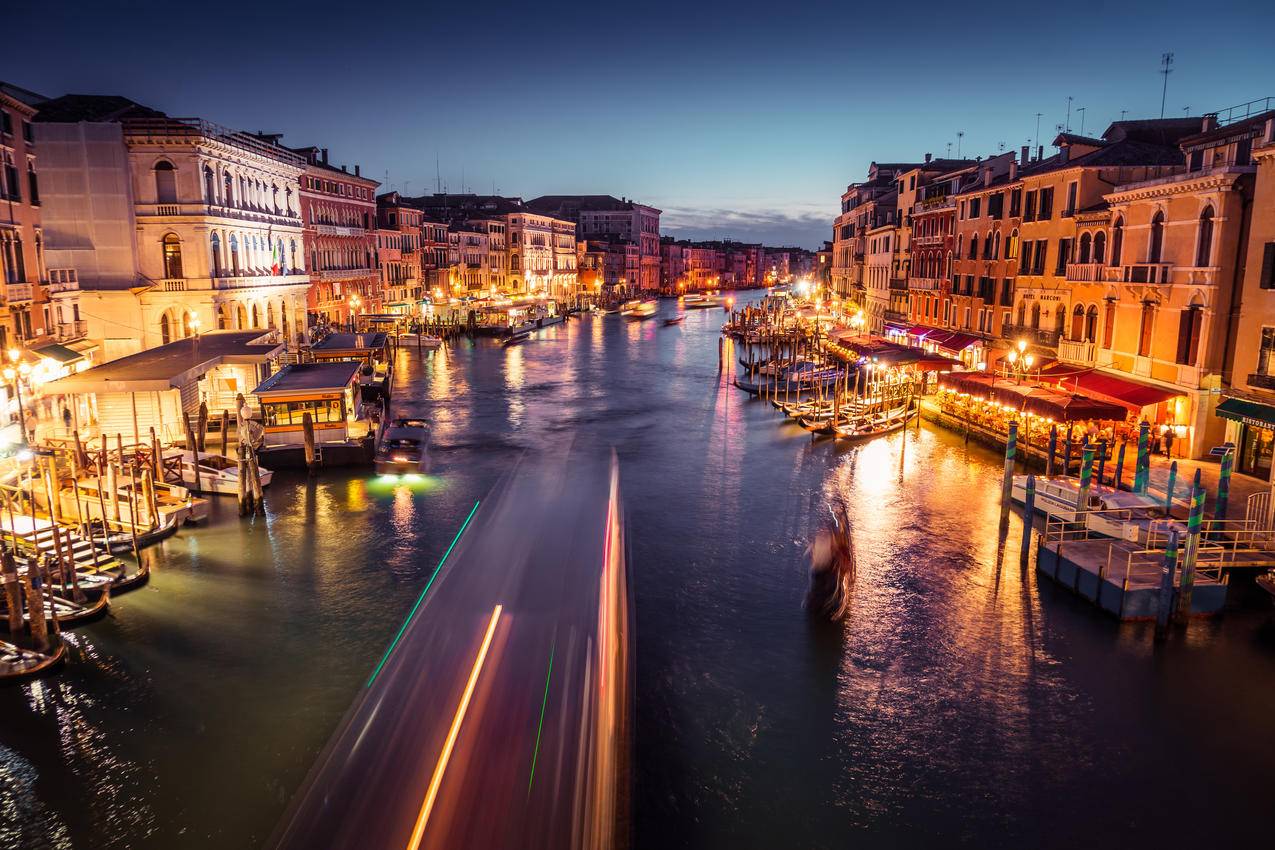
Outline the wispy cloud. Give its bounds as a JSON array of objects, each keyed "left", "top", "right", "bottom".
[{"left": 657, "top": 202, "right": 834, "bottom": 248}]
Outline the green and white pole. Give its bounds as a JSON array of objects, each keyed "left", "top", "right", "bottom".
[
  {"left": 1021, "top": 473, "right": 1036, "bottom": 566},
  {"left": 1134, "top": 421, "right": 1151, "bottom": 494},
  {"left": 1156, "top": 529, "right": 1179, "bottom": 635},
  {"left": 1075, "top": 445, "right": 1095, "bottom": 513},
  {"left": 1177, "top": 484, "right": 1206, "bottom": 621},
  {"left": 1001, "top": 421, "right": 1018, "bottom": 518},
  {"left": 1163, "top": 460, "right": 1178, "bottom": 518},
  {"left": 1114, "top": 439, "right": 1127, "bottom": 491},
  {"left": 1215, "top": 448, "right": 1233, "bottom": 522}
]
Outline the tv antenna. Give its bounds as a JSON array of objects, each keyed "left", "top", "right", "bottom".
[
  {"left": 1077, "top": 106, "right": 1086, "bottom": 135},
  {"left": 1159, "top": 52, "right": 1174, "bottom": 119},
  {"left": 956, "top": 130, "right": 965, "bottom": 158}
]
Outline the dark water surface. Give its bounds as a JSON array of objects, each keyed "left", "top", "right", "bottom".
[{"left": 2, "top": 294, "right": 1273, "bottom": 849}]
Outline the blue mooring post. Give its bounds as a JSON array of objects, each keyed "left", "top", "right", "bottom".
[
  {"left": 1001, "top": 421, "right": 1018, "bottom": 518},
  {"left": 1114, "top": 439, "right": 1127, "bottom": 491},
  {"left": 1216, "top": 448, "right": 1234, "bottom": 522},
  {"left": 1156, "top": 529, "right": 1180, "bottom": 635},
  {"left": 1021, "top": 474, "right": 1036, "bottom": 566},
  {"left": 1075, "top": 445, "right": 1096, "bottom": 512},
  {"left": 1063, "top": 430, "right": 1073, "bottom": 479},
  {"left": 1164, "top": 460, "right": 1178, "bottom": 518},
  {"left": 1046, "top": 424, "right": 1057, "bottom": 478},
  {"left": 1096, "top": 439, "right": 1108, "bottom": 489}
]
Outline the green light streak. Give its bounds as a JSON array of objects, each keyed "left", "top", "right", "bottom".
[
  {"left": 366, "top": 500, "right": 480, "bottom": 687},
  {"left": 527, "top": 639, "right": 556, "bottom": 795}
]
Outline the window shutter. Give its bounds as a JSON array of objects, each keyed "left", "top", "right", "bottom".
[{"left": 1261, "top": 242, "right": 1275, "bottom": 290}]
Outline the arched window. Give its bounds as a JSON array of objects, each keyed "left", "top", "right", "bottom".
[
  {"left": 992, "top": 231, "right": 1002, "bottom": 260},
  {"left": 281, "top": 302, "right": 290, "bottom": 341},
  {"left": 1177, "top": 303, "right": 1203, "bottom": 365},
  {"left": 1148, "top": 210, "right": 1165, "bottom": 263},
  {"left": 182, "top": 311, "right": 194, "bottom": 338},
  {"left": 290, "top": 240, "right": 298, "bottom": 272},
  {"left": 1054, "top": 304, "right": 1066, "bottom": 336},
  {"left": 275, "top": 239, "right": 284, "bottom": 274},
  {"left": 223, "top": 171, "right": 234, "bottom": 206},
  {"left": 1138, "top": 302, "right": 1155, "bottom": 356},
  {"left": 983, "top": 231, "right": 993, "bottom": 258},
  {"left": 1078, "top": 232, "right": 1092, "bottom": 264},
  {"left": 210, "top": 232, "right": 222, "bottom": 277},
  {"left": 1085, "top": 304, "right": 1099, "bottom": 343},
  {"left": 956, "top": 235, "right": 962, "bottom": 259},
  {"left": 1007, "top": 229, "right": 1019, "bottom": 260},
  {"left": 236, "top": 303, "right": 248, "bottom": 329},
  {"left": 267, "top": 301, "right": 276, "bottom": 329},
  {"left": 1070, "top": 303, "right": 1086, "bottom": 340},
  {"left": 1093, "top": 231, "right": 1107, "bottom": 264},
  {"left": 160, "top": 311, "right": 173, "bottom": 345},
  {"left": 1030, "top": 302, "right": 1041, "bottom": 328},
  {"left": 1017, "top": 302, "right": 1026, "bottom": 327},
  {"left": 154, "top": 161, "right": 177, "bottom": 203},
  {"left": 1196, "top": 206, "right": 1214, "bottom": 267},
  {"left": 968, "top": 235, "right": 978, "bottom": 259},
  {"left": 1110, "top": 217, "right": 1123, "bottom": 266},
  {"left": 162, "top": 233, "right": 183, "bottom": 278},
  {"left": 218, "top": 302, "right": 233, "bottom": 330},
  {"left": 203, "top": 166, "right": 216, "bottom": 203},
  {"left": 251, "top": 303, "right": 261, "bottom": 328}
]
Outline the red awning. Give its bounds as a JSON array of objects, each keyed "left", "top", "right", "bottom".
[
  {"left": 1051, "top": 369, "right": 1182, "bottom": 410},
  {"left": 935, "top": 331, "right": 981, "bottom": 353},
  {"left": 906, "top": 324, "right": 937, "bottom": 337}
]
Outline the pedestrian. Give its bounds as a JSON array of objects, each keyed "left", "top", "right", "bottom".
[
  {"left": 1164, "top": 428, "right": 1175, "bottom": 458},
  {"left": 61, "top": 405, "right": 73, "bottom": 432}
]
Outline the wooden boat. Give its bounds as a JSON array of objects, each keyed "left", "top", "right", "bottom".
[
  {"left": 1, "top": 582, "right": 110, "bottom": 632},
  {"left": 375, "top": 418, "right": 431, "bottom": 474},
  {"left": 663, "top": 314, "right": 686, "bottom": 326},
  {"left": 416, "top": 335, "right": 442, "bottom": 349},
  {"left": 0, "top": 638, "right": 66, "bottom": 681},
  {"left": 60, "top": 473, "right": 208, "bottom": 527},
  {"left": 1258, "top": 571, "right": 1275, "bottom": 602},
  {"left": 503, "top": 330, "right": 532, "bottom": 347},
  {"left": 832, "top": 405, "right": 915, "bottom": 440},
  {"left": 163, "top": 448, "right": 273, "bottom": 496},
  {"left": 97, "top": 514, "right": 180, "bottom": 554},
  {"left": 7, "top": 516, "right": 151, "bottom": 593}
]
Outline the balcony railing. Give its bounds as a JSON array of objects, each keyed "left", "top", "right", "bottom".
[
  {"left": 158, "top": 278, "right": 187, "bottom": 291},
  {"left": 213, "top": 273, "right": 310, "bottom": 290},
  {"left": 1119, "top": 263, "right": 1173, "bottom": 284},
  {"left": 4, "top": 282, "right": 34, "bottom": 303},
  {"left": 1057, "top": 338, "right": 1097, "bottom": 366},
  {"left": 1002, "top": 324, "right": 1061, "bottom": 347},
  {"left": 319, "top": 267, "right": 376, "bottom": 280},
  {"left": 1247, "top": 373, "right": 1275, "bottom": 391},
  {"left": 909, "top": 277, "right": 944, "bottom": 291},
  {"left": 54, "top": 320, "right": 88, "bottom": 341},
  {"left": 1064, "top": 262, "right": 1107, "bottom": 283},
  {"left": 888, "top": 277, "right": 909, "bottom": 291}
]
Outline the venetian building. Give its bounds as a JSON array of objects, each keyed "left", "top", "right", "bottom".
[
  {"left": 525, "top": 196, "right": 660, "bottom": 292},
  {"left": 291, "top": 146, "right": 379, "bottom": 325},
  {"left": 907, "top": 162, "right": 974, "bottom": 333},
  {"left": 375, "top": 193, "right": 423, "bottom": 312},
  {"left": 32, "top": 95, "right": 310, "bottom": 357},
  {"left": 1224, "top": 111, "right": 1275, "bottom": 484},
  {"left": 0, "top": 83, "right": 53, "bottom": 350},
  {"left": 1096, "top": 114, "right": 1260, "bottom": 458}
]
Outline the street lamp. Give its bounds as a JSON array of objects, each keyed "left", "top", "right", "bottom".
[
  {"left": 4, "top": 348, "right": 30, "bottom": 443},
  {"left": 349, "top": 294, "right": 362, "bottom": 332},
  {"left": 1006, "top": 339, "right": 1035, "bottom": 384}
]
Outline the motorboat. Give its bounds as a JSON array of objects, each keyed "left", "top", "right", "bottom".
[
  {"left": 625, "top": 300, "right": 659, "bottom": 320},
  {"left": 684, "top": 295, "right": 719, "bottom": 309},
  {"left": 663, "top": 314, "right": 686, "bottom": 326},
  {"left": 417, "top": 335, "right": 442, "bottom": 350},
  {"left": 503, "top": 330, "right": 532, "bottom": 347},
  {"left": 163, "top": 448, "right": 274, "bottom": 495},
  {"left": 375, "top": 418, "right": 431, "bottom": 474}
]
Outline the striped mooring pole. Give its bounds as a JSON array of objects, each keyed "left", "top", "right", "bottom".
[
  {"left": 1096, "top": 439, "right": 1108, "bottom": 488},
  {"left": 1075, "top": 445, "right": 1096, "bottom": 512},
  {"left": 1215, "top": 448, "right": 1234, "bottom": 522},
  {"left": 1176, "top": 484, "right": 1206, "bottom": 622},
  {"left": 1063, "top": 431, "right": 1073, "bottom": 480},
  {"left": 1114, "top": 438, "right": 1127, "bottom": 492},
  {"left": 1163, "top": 460, "right": 1178, "bottom": 518},
  {"left": 1021, "top": 473, "right": 1036, "bottom": 566},
  {"left": 1046, "top": 424, "right": 1057, "bottom": 478},
  {"left": 1001, "top": 420, "right": 1018, "bottom": 517},
  {"left": 1134, "top": 420, "right": 1151, "bottom": 493},
  {"left": 1156, "top": 529, "right": 1180, "bottom": 635}
]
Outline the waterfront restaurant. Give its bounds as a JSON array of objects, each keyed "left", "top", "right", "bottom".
[
  {"left": 1216, "top": 393, "right": 1275, "bottom": 482},
  {"left": 252, "top": 361, "right": 365, "bottom": 446},
  {"left": 39, "top": 331, "right": 283, "bottom": 445}
]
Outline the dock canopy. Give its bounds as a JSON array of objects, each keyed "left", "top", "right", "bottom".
[
  {"left": 311, "top": 332, "right": 388, "bottom": 358},
  {"left": 253, "top": 362, "right": 362, "bottom": 397},
  {"left": 938, "top": 372, "right": 1128, "bottom": 421},
  {"left": 1216, "top": 396, "right": 1275, "bottom": 429},
  {"left": 43, "top": 331, "right": 282, "bottom": 395}
]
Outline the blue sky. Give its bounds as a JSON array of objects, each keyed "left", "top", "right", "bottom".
[{"left": 11, "top": 0, "right": 1275, "bottom": 247}]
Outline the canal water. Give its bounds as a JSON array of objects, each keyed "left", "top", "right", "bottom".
[{"left": 2, "top": 294, "right": 1273, "bottom": 849}]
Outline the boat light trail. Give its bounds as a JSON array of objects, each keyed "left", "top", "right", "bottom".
[
  {"left": 406, "top": 603, "right": 503, "bottom": 850},
  {"left": 367, "top": 499, "right": 480, "bottom": 687},
  {"left": 527, "top": 638, "right": 556, "bottom": 795}
]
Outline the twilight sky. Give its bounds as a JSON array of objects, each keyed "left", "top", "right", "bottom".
[{"left": 10, "top": 1, "right": 1274, "bottom": 248}]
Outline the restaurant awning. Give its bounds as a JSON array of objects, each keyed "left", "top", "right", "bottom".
[
  {"left": 938, "top": 372, "right": 1127, "bottom": 421},
  {"left": 30, "top": 342, "right": 85, "bottom": 364},
  {"left": 1216, "top": 396, "right": 1275, "bottom": 429},
  {"left": 934, "top": 331, "right": 981, "bottom": 353},
  {"left": 1050, "top": 369, "right": 1182, "bottom": 410}
]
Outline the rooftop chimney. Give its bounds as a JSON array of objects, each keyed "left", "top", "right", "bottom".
[
  {"left": 341, "top": 165, "right": 347, "bottom": 172},
  {"left": 1009, "top": 160, "right": 1018, "bottom": 181},
  {"left": 1202, "top": 113, "right": 1219, "bottom": 133},
  {"left": 1021, "top": 145, "right": 1030, "bottom": 165},
  {"left": 925, "top": 152, "right": 932, "bottom": 163},
  {"left": 983, "top": 167, "right": 993, "bottom": 187},
  {"left": 355, "top": 164, "right": 360, "bottom": 177},
  {"left": 321, "top": 148, "right": 329, "bottom": 164},
  {"left": 1036, "top": 145, "right": 1044, "bottom": 161}
]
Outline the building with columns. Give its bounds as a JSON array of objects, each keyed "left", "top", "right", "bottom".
[
  {"left": 290, "top": 145, "right": 379, "bottom": 326},
  {"left": 525, "top": 195, "right": 661, "bottom": 291},
  {"left": 31, "top": 95, "right": 310, "bottom": 359}
]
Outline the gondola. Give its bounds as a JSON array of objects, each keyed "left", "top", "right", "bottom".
[
  {"left": 503, "top": 330, "right": 532, "bottom": 346},
  {"left": 663, "top": 314, "right": 685, "bottom": 326},
  {"left": 0, "top": 639, "right": 66, "bottom": 682},
  {"left": 831, "top": 405, "right": 915, "bottom": 440}
]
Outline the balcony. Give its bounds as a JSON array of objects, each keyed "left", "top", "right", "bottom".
[
  {"left": 909, "top": 277, "right": 944, "bottom": 291},
  {"left": 213, "top": 273, "right": 311, "bottom": 290},
  {"left": 319, "top": 267, "right": 376, "bottom": 281},
  {"left": 1002, "top": 324, "right": 1061, "bottom": 347},
  {"left": 139, "top": 202, "right": 301, "bottom": 227},
  {"left": 4, "top": 282, "right": 33, "bottom": 303},
  {"left": 884, "top": 308, "right": 908, "bottom": 322},
  {"left": 1057, "top": 338, "right": 1097, "bottom": 366},
  {"left": 1119, "top": 263, "right": 1173, "bottom": 284},
  {"left": 158, "top": 278, "right": 187, "bottom": 292},
  {"left": 54, "top": 320, "right": 87, "bottom": 341},
  {"left": 1248, "top": 373, "right": 1275, "bottom": 391},
  {"left": 315, "top": 223, "right": 365, "bottom": 237},
  {"left": 1064, "top": 262, "right": 1107, "bottom": 283}
]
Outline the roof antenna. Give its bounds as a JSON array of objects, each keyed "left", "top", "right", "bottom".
[
  {"left": 1159, "top": 52, "right": 1174, "bottom": 119},
  {"left": 945, "top": 142, "right": 952, "bottom": 157},
  {"left": 435, "top": 152, "right": 441, "bottom": 193},
  {"left": 1077, "top": 106, "right": 1086, "bottom": 135},
  {"left": 956, "top": 130, "right": 964, "bottom": 158},
  {"left": 1065, "top": 96, "right": 1073, "bottom": 132},
  {"left": 1033, "top": 112, "right": 1043, "bottom": 152},
  {"left": 1120, "top": 109, "right": 1128, "bottom": 121}
]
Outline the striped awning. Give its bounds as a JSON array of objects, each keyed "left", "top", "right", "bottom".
[{"left": 1217, "top": 396, "right": 1275, "bottom": 429}]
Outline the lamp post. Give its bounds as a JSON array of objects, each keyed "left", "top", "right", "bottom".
[
  {"left": 1005, "top": 339, "right": 1035, "bottom": 385},
  {"left": 349, "top": 294, "right": 362, "bottom": 332},
  {"left": 4, "top": 348, "right": 31, "bottom": 444}
]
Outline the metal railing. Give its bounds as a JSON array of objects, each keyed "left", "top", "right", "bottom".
[
  {"left": 1120, "top": 263, "right": 1173, "bottom": 284},
  {"left": 1211, "top": 97, "right": 1275, "bottom": 126}
]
